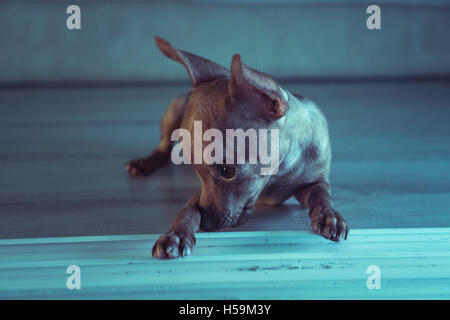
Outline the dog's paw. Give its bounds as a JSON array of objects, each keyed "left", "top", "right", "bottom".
[
  {"left": 126, "top": 151, "right": 170, "bottom": 177},
  {"left": 125, "top": 158, "right": 153, "bottom": 177},
  {"left": 309, "top": 207, "right": 349, "bottom": 242},
  {"left": 152, "top": 231, "right": 196, "bottom": 259}
]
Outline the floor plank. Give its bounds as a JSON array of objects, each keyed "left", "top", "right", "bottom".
[{"left": 0, "top": 228, "right": 449, "bottom": 299}]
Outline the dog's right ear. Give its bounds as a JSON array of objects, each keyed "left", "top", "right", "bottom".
[
  {"left": 229, "top": 54, "right": 288, "bottom": 121},
  {"left": 154, "top": 36, "right": 229, "bottom": 87}
]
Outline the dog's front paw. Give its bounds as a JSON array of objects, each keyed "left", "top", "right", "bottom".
[
  {"left": 126, "top": 151, "right": 170, "bottom": 177},
  {"left": 125, "top": 158, "right": 155, "bottom": 177},
  {"left": 152, "top": 231, "right": 196, "bottom": 259},
  {"left": 309, "top": 207, "right": 349, "bottom": 242}
]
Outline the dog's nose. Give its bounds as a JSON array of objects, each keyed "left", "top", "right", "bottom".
[
  {"left": 199, "top": 207, "right": 240, "bottom": 231},
  {"left": 220, "top": 210, "right": 235, "bottom": 228}
]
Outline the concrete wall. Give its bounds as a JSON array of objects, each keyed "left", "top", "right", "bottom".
[{"left": 1, "top": 0, "right": 449, "bottom": 83}]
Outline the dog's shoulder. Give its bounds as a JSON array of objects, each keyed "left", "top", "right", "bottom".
[{"left": 282, "top": 90, "right": 331, "bottom": 175}]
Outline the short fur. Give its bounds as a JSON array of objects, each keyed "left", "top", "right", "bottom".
[{"left": 126, "top": 36, "right": 349, "bottom": 259}]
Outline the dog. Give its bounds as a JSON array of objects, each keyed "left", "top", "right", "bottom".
[{"left": 126, "top": 36, "right": 349, "bottom": 259}]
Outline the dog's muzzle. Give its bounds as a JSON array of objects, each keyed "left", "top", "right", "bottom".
[{"left": 200, "top": 207, "right": 253, "bottom": 231}]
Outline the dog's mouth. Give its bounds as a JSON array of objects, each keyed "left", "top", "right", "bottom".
[{"left": 199, "top": 202, "right": 254, "bottom": 231}]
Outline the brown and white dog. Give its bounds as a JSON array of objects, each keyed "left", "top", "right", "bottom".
[{"left": 126, "top": 36, "right": 349, "bottom": 259}]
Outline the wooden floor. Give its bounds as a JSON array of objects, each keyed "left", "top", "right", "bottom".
[
  {"left": 0, "top": 81, "right": 449, "bottom": 239},
  {"left": 0, "top": 81, "right": 449, "bottom": 299},
  {"left": 0, "top": 228, "right": 449, "bottom": 299}
]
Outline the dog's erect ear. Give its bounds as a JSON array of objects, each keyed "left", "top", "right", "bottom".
[
  {"left": 229, "top": 54, "right": 288, "bottom": 121},
  {"left": 154, "top": 36, "right": 229, "bottom": 87}
]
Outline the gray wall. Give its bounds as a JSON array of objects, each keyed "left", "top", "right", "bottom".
[{"left": 1, "top": 0, "right": 450, "bottom": 83}]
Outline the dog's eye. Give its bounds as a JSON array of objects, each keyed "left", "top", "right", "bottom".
[{"left": 220, "top": 165, "right": 236, "bottom": 180}]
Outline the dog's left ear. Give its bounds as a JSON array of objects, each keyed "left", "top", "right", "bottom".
[
  {"left": 229, "top": 54, "right": 288, "bottom": 121},
  {"left": 154, "top": 36, "right": 229, "bottom": 87}
]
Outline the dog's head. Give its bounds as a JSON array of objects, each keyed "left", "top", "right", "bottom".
[{"left": 155, "top": 36, "right": 289, "bottom": 231}]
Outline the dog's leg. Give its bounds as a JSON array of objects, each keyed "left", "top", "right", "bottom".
[
  {"left": 152, "top": 193, "right": 201, "bottom": 259},
  {"left": 295, "top": 181, "right": 349, "bottom": 242},
  {"left": 126, "top": 92, "right": 190, "bottom": 177}
]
